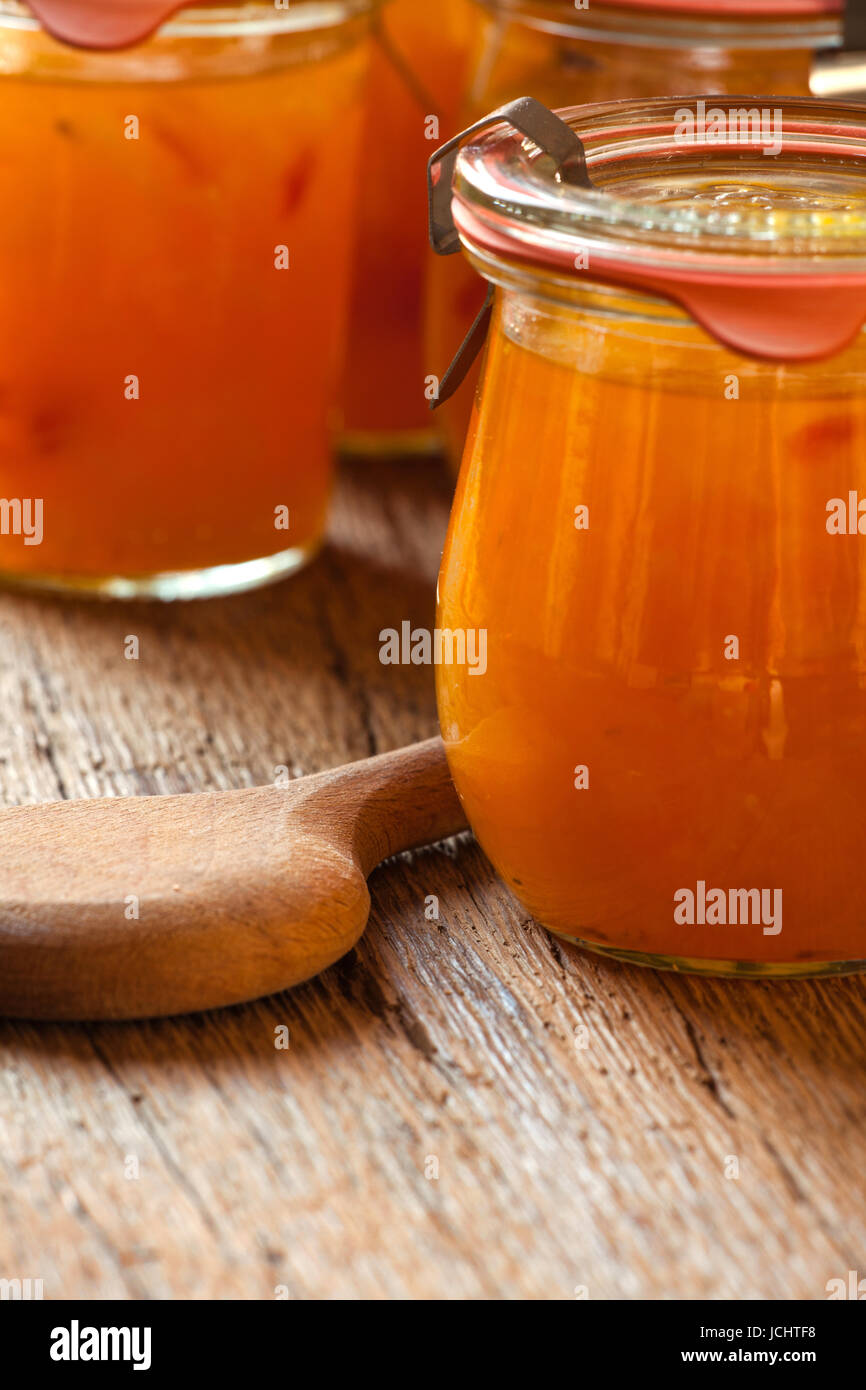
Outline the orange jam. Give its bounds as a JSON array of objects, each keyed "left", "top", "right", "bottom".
[
  {"left": 436, "top": 99, "right": 866, "bottom": 975},
  {"left": 428, "top": 0, "right": 844, "bottom": 469},
  {"left": 340, "top": 0, "right": 481, "bottom": 452},
  {"left": 0, "top": 1, "right": 372, "bottom": 597}
]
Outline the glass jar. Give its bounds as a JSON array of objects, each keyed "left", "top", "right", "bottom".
[
  {"left": 427, "top": 0, "right": 846, "bottom": 470},
  {"left": 339, "top": 0, "right": 481, "bottom": 454},
  {"left": 436, "top": 95, "right": 866, "bottom": 976},
  {"left": 0, "top": 0, "right": 373, "bottom": 598}
]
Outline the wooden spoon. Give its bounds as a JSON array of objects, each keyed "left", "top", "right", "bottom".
[{"left": 0, "top": 738, "right": 467, "bottom": 1021}]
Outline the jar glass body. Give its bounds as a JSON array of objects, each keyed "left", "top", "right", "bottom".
[
  {"left": 437, "top": 276, "right": 866, "bottom": 975},
  {"left": 340, "top": 0, "right": 481, "bottom": 453},
  {"left": 427, "top": 1, "right": 840, "bottom": 470},
  {"left": 0, "top": 1, "right": 372, "bottom": 598}
]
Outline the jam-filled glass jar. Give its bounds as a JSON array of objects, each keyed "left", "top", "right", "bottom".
[
  {"left": 435, "top": 95, "right": 866, "bottom": 976},
  {"left": 340, "top": 0, "right": 481, "bottom": 454},
  {"left": 428, "top": 0, "right": 848, "bottom": 469},
  {"left": 0, "top": 0, "right": 373, "bottom": 598}
]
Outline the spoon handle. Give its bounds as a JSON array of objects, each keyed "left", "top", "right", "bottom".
[{"left": 295, "top": 737, "right": 468, "bottom": 874}]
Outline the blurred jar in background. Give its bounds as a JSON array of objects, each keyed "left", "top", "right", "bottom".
[
  {"left": 427, "top": 0, "right": 845, "bottom": 472},
  {"left": 0, "top": 0, "right": 373, "bottom": 598},
  {"left": 340, "top": 0, "right": 482, "bottom": 454}
]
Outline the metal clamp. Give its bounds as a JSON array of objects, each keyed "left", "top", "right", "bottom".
[
  {"left": 426, "top": 96, "right": 592, "bottom": 407},
  {"left": 428, "top": 94, "right": 592, "bottom": 257},
  {"left": 811, "top": 0, "right": 866, "bottom": 98}
]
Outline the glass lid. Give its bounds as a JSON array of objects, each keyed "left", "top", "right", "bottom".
[
  {"left": 478, "top": 0, "right": 844, "bottom": 50},
  {"left": 9, "top": 1, "right": 371, "bottom": 49},
  {"left": 583, "top": 0, "right": 842, "bottom": 11},
  {"left": 455, "top": 97, "right": 866, "bottom": 261},
  {"left": 446, "top": 96, "right": 866, "bottom": 360}
]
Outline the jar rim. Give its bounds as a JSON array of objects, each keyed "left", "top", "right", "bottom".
[
  {"left": 477, "top": 0, "right": 842, "bottom": 50},
  {"left": 526, "top": 0, "right": 843, "bottom": 11},
  {"left": 0, "top": 0, "right": 373, "bottom": 48}
]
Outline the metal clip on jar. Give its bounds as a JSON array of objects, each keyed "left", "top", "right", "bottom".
[
  {"left": 432, "top": 95, "right": 866, "bottom": 976},
  {"left": 0, "top": 0, "right": 374, "bottom": 598}
]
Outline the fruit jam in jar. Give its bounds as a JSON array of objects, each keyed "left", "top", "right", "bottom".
[
  {"left": 435, "top": 96, "right": 866, "bottom": 976},
  {"left": 0, "top": 0, "right": 373, "bottom": 597},
  {"left": 428, "top": 0, "right": 848, "bottom": 470}
]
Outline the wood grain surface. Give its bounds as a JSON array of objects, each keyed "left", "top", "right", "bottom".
[{"left": 0, "top": 455, "right": 864, "bottom": 1300}]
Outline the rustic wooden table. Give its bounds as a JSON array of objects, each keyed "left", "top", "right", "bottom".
[{"left": 1, "top": 455, "right": 864, "bottom": 1301}]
